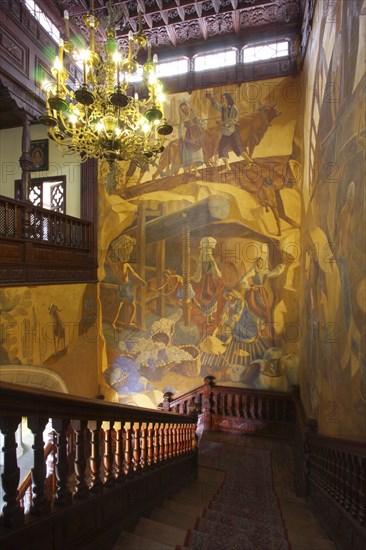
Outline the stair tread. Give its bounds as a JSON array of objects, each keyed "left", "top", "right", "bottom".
[
  {"left": 113, "top": 530, "right": 175, "bottom": 550},
  {"left": 161, "top": 499, "right": 206, "bottom": 516},
  {"left": 150, "top": 507, "right": 199, "bottom": 529},
  {"left": 134, "top": 517, "right": 187, "bottom": 546},
  {"left": 288, "top": 533, "right": 335, "bottom": 548}
]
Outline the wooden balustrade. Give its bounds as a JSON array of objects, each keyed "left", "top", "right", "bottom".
[
  {"left": 162, "top": 375, "right": 296, "bottom": 438},
  {"left": 0, "top": 382, "right": 198, "bottom": 548},
  {"left": 0, "top": 195, "right": 96, "bottom": 285},
  {"left": 307, "top": 434, "right": 366, "bottom": 529}
]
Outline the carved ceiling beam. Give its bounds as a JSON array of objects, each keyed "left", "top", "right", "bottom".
[
  {"left": 145, "top": 13, "right": 153, "bottom": 29},
  {"left": 195, "top": 2, "right": 203, "bottom": 17},
  {"left": 166, "top": 25, "right": 178, "bottom": 46},
  {"left": 198, "top": 17, "right": 208, "bottom": 40},
  {"left": 232, "top": 8, "right": 240, "bottom": 33},
  {"left": 212, "top": 0, "right": 221, "bottom": 15},
  {"left": 161, "top": 11, "right": 169, "bottom": 25}
]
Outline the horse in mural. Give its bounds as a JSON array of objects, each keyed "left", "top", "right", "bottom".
[{"left": 151, "top": 103, "right": 281, "bottom": 178}]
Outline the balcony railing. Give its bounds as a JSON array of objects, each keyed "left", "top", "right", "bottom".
[
  {"left": 0, "top": 196, "right": 97, "bottom": 284},
  {"left": 0, "top": 196, "right": 91, "bottom": 249}
]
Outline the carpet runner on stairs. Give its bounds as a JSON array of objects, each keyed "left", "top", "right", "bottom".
[{"left": 177, "top": 443, "right": 291, "bottom": 550}]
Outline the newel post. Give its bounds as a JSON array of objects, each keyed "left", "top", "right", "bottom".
[
  {"left": 162, "top": 392, "right": 173, "bottom": 411},
  {"left": 203, "top": 376, "right": 213, "bottom": 431}
]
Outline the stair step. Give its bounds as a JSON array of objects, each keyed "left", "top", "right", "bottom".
[
  {"left": 176, "top": 487, "right": 217, "bottom": 505},
  {"left": 288, "top": 533, "right": 336, "bottom": 549},
  {"left": 134, "top": 517, "right": 187, "bottom": 546},
  {"left": 113, "top": 530, "right": 175, "bottom": 550},
  {"left": 197, "top": 467, "right": 226, "bottom": 484},
  {"left": 160, "top": 498, "right": 206, "bottom": 517},
  {"left": 280, "top": 502, "right": 316, "bottom": 519},
  {"left": 150, "top": 507, "right": 199, "bottom": 529},
  {"left": 171, "top": 493, "right": 211, "bottom": 507}
]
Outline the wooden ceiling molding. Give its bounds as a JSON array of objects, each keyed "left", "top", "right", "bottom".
[
  {"left": 48, "top": 0, "right": 304, "bottom": 57},
  {"left": 0, "top": 0, "right": 315, "bottom": 129}
]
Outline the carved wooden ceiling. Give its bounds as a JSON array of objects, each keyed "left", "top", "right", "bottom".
[{"left": 46, "top": 0, "right": 305, "bottom": 57}]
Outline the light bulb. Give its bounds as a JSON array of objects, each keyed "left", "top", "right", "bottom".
[{"left": 54, "top": 57, "right": 62, "bottom": 71}]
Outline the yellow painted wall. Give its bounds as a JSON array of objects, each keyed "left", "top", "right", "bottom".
[
  {"left": 0, "top": 283, "right": 100, "bottom": 398},
  {"left": 299, "top": 0, "right": 366, "bottom": 438}
]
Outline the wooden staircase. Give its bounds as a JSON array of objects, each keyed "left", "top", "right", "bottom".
[
  {"left": 113, "top": 442, "right": 336, "bottom": 550},
  {"left": 113, "top": 467, "right": 224, "bottom": 549}
]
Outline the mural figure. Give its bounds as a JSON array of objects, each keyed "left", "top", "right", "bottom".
[
  {"left": 206, "top": 91, "right": 247, "bottom": 170},
  {"left": 252, "top": 177, "right": 299, "bottom": 236},
  {"left": 107, "top": 235, "right": 147, "bottom": 329},
  {"left": 48, "top": 304, "right": 66, "bottom": 355},
  {"left": 178, "top": 101, "right": 205, "bottom": 176},
  {"left": 240, "top": 255, "right": 285, "bottom": 340},
  {"left": 334, "top": 181, "right": 355, "bottom": 328},
  {"left": 218, "top": 289, "right": 259, "bottom": 345},
  {"left": 191, "top": 236, "right": 224, "bottom": 323},
  {"left": 153, "top": 269, "right": 197, "bottom": 308}
]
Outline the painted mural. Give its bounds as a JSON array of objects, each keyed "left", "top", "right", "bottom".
[
  {"left": 0, "top": 284, "right": 100, "bottom": 398},
  {"left": 99, "top": 76, "right": 302, "bottom": 408},
  {"left": 300, "top": 0, "right": 365, "bottom": 437}
]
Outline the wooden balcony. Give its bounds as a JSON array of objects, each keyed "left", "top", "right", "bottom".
[{"left": 0, "top": 196, "right": 97, "bottom": 285}]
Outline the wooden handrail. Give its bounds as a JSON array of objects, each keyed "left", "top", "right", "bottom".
[
  {"left": 0, "top": 381, "right": 198, "bottom": 547},
  {"left": 0, "top": 382, "right": 194, "bottom": 424}
]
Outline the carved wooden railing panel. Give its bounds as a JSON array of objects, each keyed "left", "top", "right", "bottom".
[
  {"left": 162, "top": 376, "right": 297, "bottom": 438},
  {"left": 0, "top": 382, "right": 198, "bottom": 548},
  {"left": 0, "top": 197, "right": 91, "bottom": 249},
  {"left": 306, "top": 433, "right": 366, "bottom": 549},
  {"left": 0, "top": 196, "right": 97, "bottom": 284}
]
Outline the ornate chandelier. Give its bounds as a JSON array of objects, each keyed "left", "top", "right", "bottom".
[{"left": 39, "top": 2, "right": 172, "bottom": 186}]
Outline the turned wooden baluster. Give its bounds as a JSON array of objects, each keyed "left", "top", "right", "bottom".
[
  {"left": 330, "top": 448, "right": 338, "bottom": 497},
  {"left": 52, "top": 418, "right": 72, "bottom": 507},
  {"left": 358, "top": 456, "right": 365, "bottom": 525},
  {"left": 339, "top": 451, "right": 347, "bottom": 506},
  {"left": 178, "top": 424, "right": 183, "bottom": 456},
  {"left": 158, "top": 423, "right": 165, "bottom": 463},
  {"left": 344, "top": 453, "right": 353, "bottom": 511},
  {"left": 172, "top": 423, "right": 177, "bottom": 458},
  {"left": 168, "top": 423, "right": 174, "bottom": 459},
  {"left": 184, "top": 424, "right": 189, "bottom": 453},
  {"left": 334, "top": 449, "right": 341, "bottom": 502},
  {"left": 182, "top": 424, "right": 187, "bottom": 455},
  {"left": 234, "top": 394, "right": 241, "bottom": 418},
  {"left": 330, "top": 448, "right": 338, "bottom": 498},
  {"left": 153, "top": 423, "right": 160, "bottom": 466},
  {"left": 257, "top": 396, "right": 263, "bottom": 419},
  {"left": 114, "top": 421, "right": 125, "bottom": 483},
  {"left": 351, "top": 454, "right": 360, "bottom": 519},
  {"left": 27, "top": 416, "right": 51, "bottom": 516},
  {"left": 131, "top": 422, "right": 141, "bottom": 474},
  {"left": 248, "top": 395, "right": 255, "bottom": 419},
  {"left": 88, "top": 420, "right": 103, "bottom": 493},
  {"left": 140, "top": 423, "right": 147, "bottom": 471},
  {"left": 102, "top": 421, "right": 115, "bottom": 487},
  {"left": 190, "top": 423, "right": 197, "bottom": 452},
  {"left": 123, "top": 423, "right": 133, "bottom": 477},
  {"left": 147, "top": 423, "right": 153, "bottom": 468},
  {"left": 71, "top": 419, "right": 88, "bottom": 499},
  {"left": 163, "top": 423, "right": 169, "bottom": 461},
  {"left": 0, "top": 416, "right": 24, "bottom": 528}
]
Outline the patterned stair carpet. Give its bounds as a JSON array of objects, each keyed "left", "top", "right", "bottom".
[{"left": 178, "top": 439, "right": 291, "bottom": 550}]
